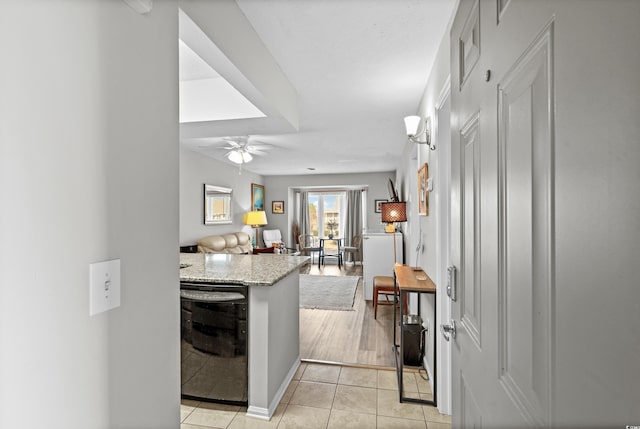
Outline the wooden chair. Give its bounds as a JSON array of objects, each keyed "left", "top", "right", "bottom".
[
  {"left": 341, "top": 234, "right": 362, "bottom": 265},
  {"left": 373, "top": 275, "right": 407, "bottom": 319},
  {"left": 298, "top": 234, "right": 321, "bottom": 264}
]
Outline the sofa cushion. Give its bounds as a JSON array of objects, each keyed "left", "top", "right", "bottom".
[
  {"left": 223, "top": 233, "right": 238, "bottom": 248},
  {"left": 198, "top": 235, "right": 226, "bottom": 252},
  {"left": 196, "top": 232, "right": 253, "bottom": 254}
]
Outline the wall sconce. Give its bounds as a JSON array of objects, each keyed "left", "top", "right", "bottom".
[{"left": 404, "top": 115, "right": 435, "bottom": 150}]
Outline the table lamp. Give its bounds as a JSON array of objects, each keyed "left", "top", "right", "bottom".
[
  {"left": 244, "top": 210, "right": 268, "bottom": 247},
  {"left": 381, "top": 201, "right": 407, "bottom": 264}
]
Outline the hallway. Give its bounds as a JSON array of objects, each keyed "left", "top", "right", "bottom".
[{"left": 299, "top": 263, "right": 396, "bottom": 368}]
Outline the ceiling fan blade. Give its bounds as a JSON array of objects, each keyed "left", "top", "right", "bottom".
[
  {"left": 221, "top": 139, "right": 243, "bottom": 148},
  {"left": 223, "top": 136, "right": 248, "bottom": 144},
  {"left": 246, "top": 143, "right": 272, "bottom": 152},
  {"left": 247, "top": 139, "right": 272, "bottom": 147},
  {"left": 247, "top": 148, "right": 269, "bottom": 156}
]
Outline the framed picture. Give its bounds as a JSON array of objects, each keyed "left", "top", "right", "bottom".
[
  {"left": 251, "top": 183, "right": 265, "bottom": 211},
  {"left": 272, "top": 201, "right": 284, "bottom": 214},
  {"left": 375, "top": 199, "right": 387, "bottom": 213},
  {"left": 418, "top": 163, "right": 429, "bottom": 216}
]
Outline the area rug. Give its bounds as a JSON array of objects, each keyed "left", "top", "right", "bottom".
[{"left": 299, "top": 275, "right": 358, "bottom": 311}]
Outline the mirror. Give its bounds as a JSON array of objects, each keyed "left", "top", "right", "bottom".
[{"left": 204, "top": 184, "right": 232, "bottom": 225}]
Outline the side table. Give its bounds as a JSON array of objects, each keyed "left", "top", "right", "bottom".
[
  {"left": 393, "top": 264, "right": 437, "bottom": 406},
  {"left": 253, "top": 247, "right": 274, "bottom": 254}
]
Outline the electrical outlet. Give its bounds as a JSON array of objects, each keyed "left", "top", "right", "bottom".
[{"left": 90, "top": 259, "right": 121, "bottom": 316}]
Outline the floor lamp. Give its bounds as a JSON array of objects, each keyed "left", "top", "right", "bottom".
[
  {"left": 381, "top": 201, "right": 408, "bottom": 333},
  {"left": 244, "top": 210, "right": 268, "bottom": 248},
  {"left": 380, "top": 201, "right": 407, "bottom": 265}
]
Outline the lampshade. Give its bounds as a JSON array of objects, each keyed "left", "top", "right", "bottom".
[
  {"left": 404, "top": 116, "right": 421, "bottom": 137},
  {"left": 228, "top": 150, "right": 253, "bottom": 164},
  {"left": 381, "top": 202, "right": 407, "bottom": 223},
  {"left": 244, "top": 210, "right": 268, "bottom": 227}
]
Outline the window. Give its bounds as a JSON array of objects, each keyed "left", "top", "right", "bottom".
[{"left": 308, "top": 192, "right": 345, "bottom": 247}]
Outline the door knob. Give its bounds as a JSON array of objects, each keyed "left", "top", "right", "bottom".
[{"left": 441, "top": 320, "right": 456, "bottom": 341}]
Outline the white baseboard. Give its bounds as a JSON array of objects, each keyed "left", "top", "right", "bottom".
[{"left": 246, "top": 357, "right": 300, "bottom": 420}]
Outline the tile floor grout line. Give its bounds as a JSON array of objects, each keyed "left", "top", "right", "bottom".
[{"left": 181, "top": 362, "right": 450, "bottom": 428}]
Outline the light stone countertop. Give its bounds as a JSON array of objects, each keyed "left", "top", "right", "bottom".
[{"left": 179, "top": 253, "right": 310, "bottom": 286}]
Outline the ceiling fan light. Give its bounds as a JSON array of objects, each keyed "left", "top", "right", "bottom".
[
  {"left": 228, "top": 150, "right": 244, "bottom": 164},
  {"left": 228, "top": 149, "right": 253, "bottom": 164}
]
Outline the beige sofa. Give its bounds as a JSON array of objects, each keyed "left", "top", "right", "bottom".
[{"left": 196, "top": 232, "right": 253, "bottom": 254}]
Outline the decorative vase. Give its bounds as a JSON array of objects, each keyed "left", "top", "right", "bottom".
[{"left": 328, "top": 233, "right": 334, "bottom": 239}]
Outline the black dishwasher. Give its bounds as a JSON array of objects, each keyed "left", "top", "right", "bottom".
[{"left": 180, "top": 282, "right": 248, "bottom": 405}]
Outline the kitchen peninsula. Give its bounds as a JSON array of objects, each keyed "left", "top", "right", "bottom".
[{"left": 180, "top": 252, "right": 310, "bottom": 420}]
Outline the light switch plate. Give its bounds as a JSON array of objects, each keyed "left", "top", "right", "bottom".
[{"left": 90, "top": 259, "right": 121, "bottom": 316}]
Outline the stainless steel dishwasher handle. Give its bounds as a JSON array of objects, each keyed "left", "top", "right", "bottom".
[{"left": 180, "top": 290, "right": 245, "bottom": 302}]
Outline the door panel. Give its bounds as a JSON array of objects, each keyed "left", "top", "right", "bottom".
[
  {"left": 450, "top": 0, "right": 555, "bottom": 427},
  {"left": 450, "top": 1, "right": 489, "bottom": 427},
  {"left": 460, "top": 374, "right": 482, "bottom": 428},
  {"left": 459, "top": 0, "right": 480, "bottom": 89},
  {"left": 451, "top": 0, "right": 640, "bottom": 427},
  {"left": 461, "top": 112, "right": 481, "bottom": 348}
]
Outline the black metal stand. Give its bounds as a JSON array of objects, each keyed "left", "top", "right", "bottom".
[
  {"left": 318, "top": 237, "right": 343, "bottom": 269},
  {"left": 393, "top": 272, "right": 437, "bottom": 406}
]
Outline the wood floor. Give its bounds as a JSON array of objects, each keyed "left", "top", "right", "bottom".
[{"left": 299, "top": 261, "right": 396, "bottom": 368}]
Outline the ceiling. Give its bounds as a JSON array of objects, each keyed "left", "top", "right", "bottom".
[{"left": 179, "top": 0, "right": 456, "bottom": 176}]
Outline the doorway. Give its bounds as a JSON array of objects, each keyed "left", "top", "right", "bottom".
[{"left": 435, "top": 78, "right": 452, "bottom": 414}]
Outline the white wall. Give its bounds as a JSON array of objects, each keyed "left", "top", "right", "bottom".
[
  {"left": 248, "top": 270, "right": 300, "bottom": 418},
  {"left": 0, "top": 1, "right": 179, "bottom": 428},
  {"left": 398, "top": 21, "right": 451, "bottom": 283},
  {"left": 179, "top": 0, "right": 299, "bottom": 138},
  {"left": 264, "top": 172, "right": 396, "bottom": 246},
  {"left": 180, "top": 156, "right": 393, "bottom": 248},
  {"left": 550, "top": 2, "right": 640, "bottom": 424},
  {"left": 180, "top": 147, "right": 264, "bottom": 245},
  {"left": 395, "top": 17, "right": 452, "bottom": 413}
]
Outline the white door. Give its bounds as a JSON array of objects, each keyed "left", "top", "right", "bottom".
[
  {"left": 448, "top": 0, "right": 640, "bottom": 427},
  {"left": 435, "top": 82, "right": 452, "bottom": 414}
]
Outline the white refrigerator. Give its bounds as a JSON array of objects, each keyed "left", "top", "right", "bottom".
[{"left": 362, "top": 232, "right": 403, "bottom": 301}]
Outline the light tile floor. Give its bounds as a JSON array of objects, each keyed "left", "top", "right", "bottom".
[{"left": 181, "top": 362, "right": 452, "bottom": 429}]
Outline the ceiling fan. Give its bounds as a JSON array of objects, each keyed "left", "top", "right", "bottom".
[{"left": 216, "top": 136, "right": 271, "bottom": 173}]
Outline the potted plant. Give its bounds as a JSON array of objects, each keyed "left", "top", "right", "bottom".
[{"left": 326, "top": 219, "right": 337, "bottom": 239}]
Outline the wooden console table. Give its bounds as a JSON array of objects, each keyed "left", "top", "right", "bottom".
[{"left": 393, "top": 264, "right": 437, "bottom": 405}]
